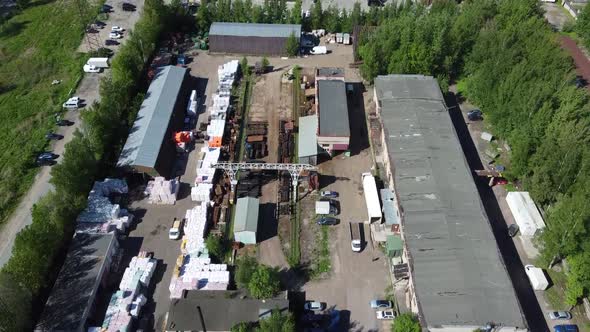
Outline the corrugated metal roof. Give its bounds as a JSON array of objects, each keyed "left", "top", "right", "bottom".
[
  {"left": 376, "top": 75, "right": 525, "bottom": 329},
  {"left": 380, "top": 188, "right": 399, "bottom": 226},
  {"left": 209, "top": 22, "right": 302, "bottom": 39},
  {"left": 35, "top": 233, "right": 116, "bottom": 331},
  {"left": 298, "top": 116, "right": 318, "bottom": 158},
  {"left": 117, "top": 66, "right": 187, "bottom": 169},
  {"left": 234, "top": 197, "right": 259, "bottom": 233},
  {"left": 317, "top": 80, "right": 350, "bottom": 137}
]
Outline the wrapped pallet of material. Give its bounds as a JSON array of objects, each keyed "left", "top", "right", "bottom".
[
  {"left": 187, "top": 90, "right": 198, "bottom": 117},
  {"left": 191, "top": 183, "right": 213, "bottom": 202},
  {"left": 147, "top": 178, "right": 179, "bottom": 205}
]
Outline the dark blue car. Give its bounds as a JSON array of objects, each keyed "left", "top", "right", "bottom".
[{"left": 554, "top": 325, "right": 578, "bottom": 332}]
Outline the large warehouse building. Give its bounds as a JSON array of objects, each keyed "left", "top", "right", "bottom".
[
  {"left": 316, "top": 68, "right": 350, "bottom": 155},
  {"left": 209, "top": 22, "right": 301, "bottom": 56},
  {"left": 374, "top": 75, "right": 527, "bottom": 331},
  {"left": 117, "top": 66, "right": 189, "bottom": 177}
]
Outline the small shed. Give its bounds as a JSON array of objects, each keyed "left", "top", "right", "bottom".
[
  {"left": 380, "top": 188, "right": 400, "bottom": 233},
  {"left": 386, "top": 235, "right": 403, "bottom": 258},
  {"left": 506, "top": 191, "right": 546, "bottom": 237},
  {"left": 298, "top": 115, "right": 319, "bottom": 165},
  {"left": 234, "top": 197, "right": 259, "bottom": 244}
]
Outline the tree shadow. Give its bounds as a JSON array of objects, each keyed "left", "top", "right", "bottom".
[{"left": 0, "top": 20, "right": 29, "bottom": 38}]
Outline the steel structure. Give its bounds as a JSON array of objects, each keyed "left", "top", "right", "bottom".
[{"left": 211, "top": 162, "right": 317, "bottom": 202}]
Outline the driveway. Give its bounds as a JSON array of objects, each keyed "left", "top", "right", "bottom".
[
  {"left": 543, "top": 2, "right": 573, "bottom": 31},
  {"left": 0, "top": 0, "right": 145, "bottom": 267}
]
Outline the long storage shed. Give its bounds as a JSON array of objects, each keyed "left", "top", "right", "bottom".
[{"left": 209, "top": 22, "right": 301, "bottom": 56}]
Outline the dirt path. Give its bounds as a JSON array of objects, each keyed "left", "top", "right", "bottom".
[{"left": 560, "top": 36, "right": 590, "bottom": 91}]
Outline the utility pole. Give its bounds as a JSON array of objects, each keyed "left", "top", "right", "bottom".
[{"left": 74, "top": 0, "right": 100, "bottom": 52}]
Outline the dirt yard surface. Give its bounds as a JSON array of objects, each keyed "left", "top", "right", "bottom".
[{"left": 543, "top": 2, "right": 573, "bottom": 31}]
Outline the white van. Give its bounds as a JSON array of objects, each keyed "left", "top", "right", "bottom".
[{"left": 169, "top": 218, "right": 183, "bottom": 240}]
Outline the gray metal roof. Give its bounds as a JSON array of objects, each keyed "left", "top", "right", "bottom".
[
  {"left": 35, "top": 233, "right": 116, "bottom": 332},
  {"left": 317, "top": 67, "right": 344, "bottom": 78},
  {"left": 317, "top": 80, "right": 350, "bottom": 137},
  {"left": 380, "top": 188, "right": 399, "bottom": 226},
  {"left": 166, "top": 290, "right": 289, "bottom": 331},
  {"left": 376, "top": 75, "right": 525, "bottom": 329},
  {"left": 298, "top": 115, "right": 319, "bottom": 158},
  {"left": 234, "top": 197, "right": 259, "bottom": 233},
  {"left": 209, "top": 22, "right": 302, "bottom": 39},
  {"left": 117, "top": 66, "right": 187, "bottom": 169}
]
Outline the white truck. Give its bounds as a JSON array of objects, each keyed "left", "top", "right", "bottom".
[
  {"left": 87, "top": 57, "right": 110, "bottom": 68},
  {"left": 524, "top": 265, "right": 549, "bottom": 290},
  {"left": 349, "top": 222, "right": 362, "bottom": 252}
]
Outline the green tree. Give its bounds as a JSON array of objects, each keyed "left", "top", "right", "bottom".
[
  {"left": 285, "top": 32, "right": 299, "bottom": 56},
  {"left": 261, "top": 56, "right": 270, "bottom": 71},
  {"left": 0, "top": 271, "right": 32, "bottom": 331},
  {"left": 205, "top": 234, "right": 225, "bottom": 261},
  {"left": 350, "top": 1, "right": 362, "bottom": 28},
  {"left": 248, "top": 265, "right": 281, "bottom": 299},
  {"left": 256, "top": 310, "right": 295, "bottom": 332},
  {"left": 290, "top": 0, "right": 302, "bottom": 24},
  {"left": 241, "top": 56, "right": 250, "bottom": 77},
  {"left": 231, "top": 322, "right": 252, "bottom": 332},
  {"left": 196, "top": 1, "right": 212, "bottom": 32},
  {"left": 235, "top": 256, "right": 259, "bottom": 289},
  {"left": 392, "top": 313, "right": 421, "bottom": 332},
  {"left": 311, "top": 0, "right": 323, "bottom": 29}
]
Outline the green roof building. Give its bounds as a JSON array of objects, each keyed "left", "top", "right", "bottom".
[{"left": 234, "top": 197, "right": 259, "bottom": 245}]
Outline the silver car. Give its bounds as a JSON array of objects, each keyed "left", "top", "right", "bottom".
[{"left": 549, "top": 311, "right": 572, "bottom": 320}]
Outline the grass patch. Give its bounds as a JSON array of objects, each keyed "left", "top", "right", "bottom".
[
  {"left": 287, "top": 202, "right": 301, "bottom": 267},
  {"left": 309, "top": 224, "right": 331, "bottom": 279},
  {"left": 545, "top": 268, "right": 568, "bottom": 310},
  {"left": 0, "top": 0, "right": 96, "bottom": 223},
  {"left": 235, "top": 75, "right": 253, "bottom": 162}
]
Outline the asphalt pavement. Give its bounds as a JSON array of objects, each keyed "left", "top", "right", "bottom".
[{"left": 0, "top": 0, "right": 145, "bottom": 267}]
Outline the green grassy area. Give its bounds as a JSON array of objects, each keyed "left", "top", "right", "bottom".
[
  {"left": 236, "top": 75, "right": 253, "bottom": 163},
  {"left": 287, "top": 202, "right": 300, "bottom": 267},
  {"left": 310, "top": 224, "right": 331, "bottom": 279},
  {"left": 0, "top": 0, "right": 92, "bottom": 223}
]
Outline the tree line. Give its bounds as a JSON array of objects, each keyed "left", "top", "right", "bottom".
[
  {"left": 359, "top": 0, "right": 590, "bottom": 308},
  {"left": 0, "top": 0, "right": 171, "bottom": 329}
]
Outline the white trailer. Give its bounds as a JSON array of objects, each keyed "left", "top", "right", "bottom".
[
  {"left": 87, "top": 57, "right": 110, "bottom": 68},
  {"left": 343, "top": 33, "right": 351, "bottom": 45},
  {"left": 506, "top": 192, "right": 545, "bottom": 237},
  {"left": 361, "top": 172, "right": 382, "bottom": 224},
  {"left": 525, "top": 265, "right": 549, "bottom": 290},
  {"left": 336, "top": 33, "right": 343, "bottom": 44}
]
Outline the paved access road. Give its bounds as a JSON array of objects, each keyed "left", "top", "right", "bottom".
[{"left": 0, "top": 0, "right": 145, "bottom": 267}]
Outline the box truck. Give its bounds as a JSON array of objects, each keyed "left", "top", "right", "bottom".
[
  {"left": 525, "top": 265, "right": 549, "bottom": 290},
  {"left": 87, "top": 57, "right": 110, "bottom": 68},
  {"left": 350, "top": 222, "right": 362, "bottom": 252}
]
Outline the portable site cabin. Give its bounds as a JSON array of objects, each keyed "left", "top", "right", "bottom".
[{"left": 506, "top": 191, "right": 546, "bottom": 237}]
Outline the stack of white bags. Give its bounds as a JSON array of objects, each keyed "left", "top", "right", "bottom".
[
  {"left": 76, "top": 178, "right": 133, "bottom": 234},
  {"left": 146, "top": 177, "right": 179, "bottom": 205},
  {"left": 195, "top": 147, "right": 220, "bottom": 185}
]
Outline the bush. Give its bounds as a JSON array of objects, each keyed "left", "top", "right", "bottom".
[
  {"left": 205, "top": 234, "right": 226, "bottom": 261},
  {"left": 248, "top": 265, "right": 281, "bottom": 299},
  {"left": 285, "top": 32, "right": 299, "bottom": 57},
  {"left": 392, "top": 313, "right": 420, "bottom": 332}
]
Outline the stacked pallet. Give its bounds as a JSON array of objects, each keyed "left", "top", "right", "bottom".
[
  {"left": 76, "top": 178, "right": 133, "bottom": 234},
  {"left": 195, "top": 147, "right": 220, "bottom": 185},
  {"left": 191, "top": 183, "right": 213, "bottom": 202},
  {"left": 146, "top": 177, "right": 179, "bottom": 205},
  {"left": 187, "top": 90, "right": 198, "bottom": 117}
]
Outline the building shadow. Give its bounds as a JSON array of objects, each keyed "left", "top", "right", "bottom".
[
  {"left": 445, "top": 91, "right": 549, "bottom": 332},
  {"left": 257, "top": 203, "right": 277, "bottom": 242},
  {"left": 347, "top": 82, "right": 370, "bottom": 156}
]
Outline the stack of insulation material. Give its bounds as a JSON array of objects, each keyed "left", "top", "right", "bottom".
[
  {"left": 76, "top": 178, "right": 133, "bottom": 234},
  {"left": 147, "top": 177, "right": 179, "bottom": 205},
  {"left": 169, "top": 255, "right": 230, "bottom": 299},
  {"left": 195, "top": 147, "right": 220, "bottom": 184},
  {"left": 89, "top": 178, "right": 128, "bottom": 197},
  {"left": 182, "top": 203, "right": 208, "bottom": 255},
  {"left": 187, "top": 90, "right": 198, "bottom": 117},
  {"left": 217, "top": 60, "right": 239, "bottom": 90},
  {"left": 191, "top": 183, "right": 213, "bottom": 202},
  {"left": 101, "top": 290, "right": 135, "bottom": 332},
  {"left": 206, "top": 119, "right": 225, "bottom": 148},
  {"left": 120, "top": 256, "right": 157, "bottom": 292}
]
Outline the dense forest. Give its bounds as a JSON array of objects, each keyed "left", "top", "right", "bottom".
[{"left": 359, "top": 0, "right": 590, "bottom": 307}]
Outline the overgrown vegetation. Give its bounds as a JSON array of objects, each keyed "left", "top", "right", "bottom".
[
  {"left": 357, "top": 0, "right": 590, "bottom": 309},
  {"left": 310, "top": 224, "right": 330, "bottom": 279},
  {"left": 392, "top": 313, "right": 421, "bottom": 332},
  {"left": 285, "top": 32, "right": 299, "bottom": 56},
  {"left": 235, "top": 256, "right": 281, "bottom": 299},
  {"left": 0, "top": 0, "right": 171, "bottom": 328},
  {"left": 231, "top": 309, "right": 296, "bottom": 332}
]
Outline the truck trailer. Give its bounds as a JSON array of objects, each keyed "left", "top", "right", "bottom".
[
  {"left": 349, "top": 222, "right": 362, "bottom": 252},
  {"left": 361, "top": 172, "right": 382, "bottom": 223},
  {"left": 525, "top": 265, "right": 549, "bottom": 290},
  {"left": 86, "top": 57, "right": 110, "bottom": 68}
]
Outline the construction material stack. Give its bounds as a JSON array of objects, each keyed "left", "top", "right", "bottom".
[
  {"left": 76, "top": 178, "right": 133, "bottom": 234},
  {"left": 145, "top": 177, "right": 179, "bottom": 205},
  {"left": 100, "top": 252, "right": 157, "bottom": 331}
]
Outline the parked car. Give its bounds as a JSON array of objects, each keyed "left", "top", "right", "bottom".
[
  {"left": 376, "top": 310, "right": 396, "bottom": 320},
  {"left": 169, "top": 218, "right": 183, "bottom": 240},
  {"left": 83, "top": 64, "right": 101, "bottom": 73},
  {"left": 62, "top": 96, "right": 81, "bottom": 109},
  {"left": 549, "top": 311, "right": 572, "bottom": 320},
  {"left": 320, "top": 191, "right": 338, "bottom": 198},
  {"left": 122, "top": 2, "right": 136, "bottom": 10},
  {"left": 111, "top": 26, "right": 124, "bottom": 32},
  {"left": 316, "top": 216, "right": 339, "bottom": 226},
  {"left": 109, "top": 32, "right": 122, "bottom": 39},
  {"left": 467, "top": 109, "right": 483, "bottom": 121},
  {"left": 56, "top": 119, "right": 74, "bottom": 126},
  {"left": 46, "top": 132, "right": 63, "bottom": 140},
  {"left": 101, "top": 4, "right": 112, "bottom": 12},
  {"left": 37, "top": 152, "right": 59, "bottom": 161},
  {"left": 508, "top": 224, "right": 519, "bottom": 238},
  {"left": 36, "top": 158, "right": 55, "bottom": 166},
  {"left": 370, "top": 300, "right": 392, "bottom": 309},
  {"left": 575, "top": 76, "right": 585, "bottom": 88},
  {"left": 554, "top": 325, "right": 578, "bottom": 332},
  {"left": 105, "top": 39, "right": 119, "bottom": 46},
  {"left": 304, "top": 301, "right": 326, "bottom": 312}
]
